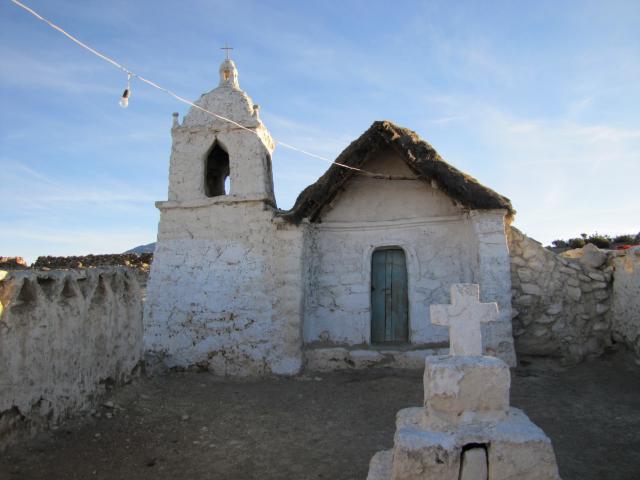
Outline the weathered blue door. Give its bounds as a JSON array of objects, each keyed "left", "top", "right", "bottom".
[{"left": 371, "top": 248, "right": 409, "bottom": 343}]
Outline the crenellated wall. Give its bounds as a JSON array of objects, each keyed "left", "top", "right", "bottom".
[{"left": 0, "top": 267, "right": 143, "bottom": 450}]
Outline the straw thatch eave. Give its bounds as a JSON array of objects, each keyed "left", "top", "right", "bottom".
[{"left": 277, "top": 121, "right": 514, "bottom": 223}]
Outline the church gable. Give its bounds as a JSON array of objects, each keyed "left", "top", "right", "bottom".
[
  {"left": 280, "top": 121, "right": 515, "bottom": 223},
  {"left": 319, "top": 148, "right": 463, "bottom": 222}
]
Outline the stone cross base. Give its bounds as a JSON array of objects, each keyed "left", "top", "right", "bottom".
[
  {"left": 366, "top": 355, "right": 561, "bottom": 480},
  {"left": 423, "top": 355, "right": 510, "bottom": 428}
]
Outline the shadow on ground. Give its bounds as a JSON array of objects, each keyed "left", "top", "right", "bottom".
[{"left": 1, "top": 349, "right": 639, "bottom": 480}]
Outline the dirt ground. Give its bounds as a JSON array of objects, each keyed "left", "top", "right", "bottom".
[{"left": 1, "top": 349, "right": 639, "bottom": 480}]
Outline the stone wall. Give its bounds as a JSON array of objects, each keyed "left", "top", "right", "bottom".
[
  {"left": 508, "top": 228, "right": 614, "bottom": 362},
  {"left": 610, "top": 247, "right": 640, "bottom": 358},
  {"left": 33, "top": 253, "right": 152, "bottom": 270},
  {"left": 0, "top": 267, "right": 143, "bottom": 450},
  {"left": 0, "top": 257, "right": 28, "bottom": 270}
]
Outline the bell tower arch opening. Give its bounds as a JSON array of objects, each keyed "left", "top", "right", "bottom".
[{"left": 205, "top": 142, "right": 230, "bottom": 197}]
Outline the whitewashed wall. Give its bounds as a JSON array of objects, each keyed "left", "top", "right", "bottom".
[
  {"left": 144, "top": 201, "right": 303, "bottom": 376},
  {"left": 0, "top": 268, "right": 142, "bottom": 450},
  {"left": 301, "top": 152, "right": 515, "bottom": 364}
]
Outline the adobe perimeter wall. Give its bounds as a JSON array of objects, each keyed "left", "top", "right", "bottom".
[{"left": 0, "top": 267, "right": 143, "bottom": 451}]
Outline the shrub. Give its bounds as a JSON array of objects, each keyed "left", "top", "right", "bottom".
[
  {"left": 567, "top": 238, "right": 585, "bottom": 249},
  {"left": 585, "top": 233, "right": 612, "bottom": 249},
  {"left": 551, "top": 239, "right": 568, "bottom": 248},
  {"left": 613, "top": 234, "right": 635, "bottom": 244}
]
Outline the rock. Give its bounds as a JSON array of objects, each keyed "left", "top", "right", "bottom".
[
  {"left": 587, "top": 271, "right": 606, "bottom": 282},
  {"left": 514, "top": 295, "right": 534, "bottom": 306},
  {"left": 511, "top": 257, "right": 526, "bottom": 267},
  {"left": 181, "top": 414, "right": 190, "bottom": 421},
  {"left": 533, "top": 326, "right": 550, "bottom": 337},
  {"left": 566, "top": 286, "right": 581, "bottom": 301},
  {"left": 366, "top": 450, "right": 393, "bottom": 480},
  {"left": 594, "top": 290, "right": 609, "bottom": 300},
  {"left": 592, "top": 321, "right": 609, "bottom": 331},
  {"left": 528, "top": 259, "right": 545, "bottom": 272},
  {"left": 535, "top": 315, "right": 555, "bottom": 325},
  {"left": 579, "top": 243, "right": 607, "bottom": 269},
  {"left": 102, "top": 401, "right": 115, "bottom": 409},
  {"left": 521, "top": 283, "right": 542, "bottom": 296},
  {"left": 581, "top": 282, "right": 594, "bottom": 293},
  {"left": 517, "top": 268, "right": 533, "bottom": 282},
  {"left": 546, "top": 303, "right": 563, "bottom": 315}
]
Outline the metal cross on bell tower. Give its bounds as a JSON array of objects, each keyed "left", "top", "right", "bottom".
[{"left": 221, "top": 42, "right": 234, "bottom": 60}]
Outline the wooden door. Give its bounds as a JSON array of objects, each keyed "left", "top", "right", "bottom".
[{"left": 371, "top": 248, "right": 409, "bottom": 343}]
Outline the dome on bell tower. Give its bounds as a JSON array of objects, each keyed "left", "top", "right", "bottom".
[
  {"left": 218, "top": 58, "right": 239, "bottom": 89},
  {"left": 166, "top": 52, "right": 275, "bottom": 204},
  {"left": 180, "top": 56, "right": 266, "bottom": 133}
]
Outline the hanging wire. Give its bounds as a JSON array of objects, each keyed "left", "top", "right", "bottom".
[{"left": 8, "top": 0, "right": 405, "bottom": 177}]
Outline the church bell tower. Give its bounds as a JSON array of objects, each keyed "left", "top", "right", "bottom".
[
  {"left": 143, "top": 54, "right": 302, "bottom": 376},
  {"left": 165, "top": 55, "right": 275, "bottom": 204}
]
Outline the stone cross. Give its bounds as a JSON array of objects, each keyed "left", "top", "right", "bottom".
[
  {"left": 430, "top": 284, "right": 498, "bottom": 356},
  {"left": 221, "top": 43, "right": 234, "bottom": 60}
]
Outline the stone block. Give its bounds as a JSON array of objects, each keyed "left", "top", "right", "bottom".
[
  {"left": 545, "top": 303, "right": 562, "bottom": 315},
  {"left": 423, "top": 356, "right": 510, "bottom": 421},
  {"left": 366, "top": 449, "right": 392, "bottom": 480},
  {"left": 389, "top": 408, "right": 560, "bottom": 480},
  {"left": 517, "top": 268, "right": 534, "bottom": 282},
  {"left": 304, "top": 347, "right": 350, "bottom": 371},
  {"left": 350, "top": 349, "right": 383, "bottom": 368},
  {"left": 391, "top": 427, "right": 460, "bottom": 480},
  {"left": 528, "top": 259, "right": 545, "bottom": 272},
  {"left": 514, "top": 294, "right": 535, "bottom": 307},
  {"left": 587, "top": 271, "right": 606, "bottom": 282},
  {"left": 521, "top": 283, "right": 543, "bottom": 295},
  {"left": 511, "top": 256, "right": 527, "bottom": 267},
  {"left": 566, "top": 286, "right": 581, "bottom": 301},
  {"left": 566, "top": 277, "right": 580, "bottom": 287},
  {"left": 579, "top": 243, "right": 607, "bottom": 269}
]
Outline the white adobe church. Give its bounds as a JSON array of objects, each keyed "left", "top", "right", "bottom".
[{"left": 143, "top": 56, "right": 517, "bottom": 376}]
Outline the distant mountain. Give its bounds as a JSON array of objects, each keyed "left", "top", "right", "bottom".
[{"left": 125, "top": 242, "right": 156, "bottom": 254}]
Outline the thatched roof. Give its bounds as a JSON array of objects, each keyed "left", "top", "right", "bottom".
[{"left": 278, "top": 121, "right": 515, "bottom": 223}]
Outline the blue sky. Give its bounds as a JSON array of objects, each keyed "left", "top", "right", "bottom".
[{"left": 1, "top": 0, "right": 638, "bottom": 263}]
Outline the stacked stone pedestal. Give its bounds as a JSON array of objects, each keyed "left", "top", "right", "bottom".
[{"left": 367, "top": 355, "right": 560, "bottom": 480}]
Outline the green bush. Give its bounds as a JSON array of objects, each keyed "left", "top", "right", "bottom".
[
  {"left": 548, "top": 232, "right": 637, "bottom": 249},
  {"left": 567, "top": 238, "right": 586, "bottom": 248},
  {"left": 585, "top": 233, "right": 612, "bottom": 249},
  {"left": 613, "top": 234, "right": 635, "bottom": 244}
]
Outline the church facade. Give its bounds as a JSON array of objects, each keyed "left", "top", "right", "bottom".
[{"left": 143, "top": 58, "right": 516, "bottom": 375}]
